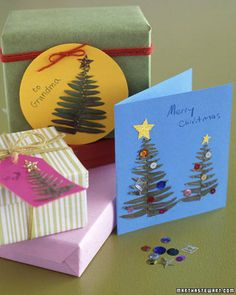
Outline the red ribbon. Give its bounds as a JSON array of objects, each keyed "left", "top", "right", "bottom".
[
  {"left": 37, "top": 44, "right": 86, "bottom": 72},
  {"left": 0, "top": 44, "right": 153, "bottom": 63}
]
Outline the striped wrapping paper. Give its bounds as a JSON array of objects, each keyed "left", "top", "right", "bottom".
[{"left": 0, "top": 127, "right": 88, "bottom": 245}]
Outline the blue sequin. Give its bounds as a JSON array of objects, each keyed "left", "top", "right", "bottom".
[
  {"left": 160, "top": 237, "right": 171, "bottom": 243},
  {"left": 153, "top": 246, "right": 166, "bottom": 255},
  {"left": 156, "top": 181, "right": 166, "bottom": 190}
]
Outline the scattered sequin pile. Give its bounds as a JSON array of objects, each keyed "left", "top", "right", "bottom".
[{"left": 141, "top": 237, "right": 198, "bottom": 268}]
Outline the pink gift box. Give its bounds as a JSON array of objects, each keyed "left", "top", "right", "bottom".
[{"left": 0, "top": 164, "right": 116, "bottom": 277}]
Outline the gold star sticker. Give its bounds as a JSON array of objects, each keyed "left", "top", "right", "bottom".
[
  {"left": 133, "top": 119, "right": 155, "bottom": 139},
  {"left": 202, "top": 134, "right": 211, "bottom": 145},
  {"left": 159, "top": 257, "right": 175, "bottom": 268},
  {"left": 24, "top": 160, "right": 40, "bottom": 173}
]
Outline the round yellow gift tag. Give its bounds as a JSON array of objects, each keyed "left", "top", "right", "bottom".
[{"left": 20, "top": 43, "right": 129, "bottom": 145}]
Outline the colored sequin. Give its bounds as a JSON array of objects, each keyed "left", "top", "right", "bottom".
[
  {"left": 141, "top": 245, "right": 151, "bottom": 252},
  {"left": 176, "top": 255, "right": 186, "bottom": 262},
  {"left": 159, "top": 209, "right": 166, "bottom": 214},
  {"left": 160, "top": 237, "right": 171, "bottom": 243},
  {"left": 153, "top": 246, "right": 166, "bottom": 255},
  {"left": 183, "top": 189, "right": 192, "bottom": 197},
  {"left": 139, "top": 149, "right": 148, "bottom": 158},
  {"left": 210, "top": 188, "right": 216, "bottom": 194},
  {"left": 194, "top": 163, "right": 201, "bottom": 170},
  {"left": 159, "top": 257, "right": 175, "bottom": 268},
  {"left": 147, "top": 196, "right": 155, "bottom": 203},
  {"left": 150, "top": 162, "right": 157, "bottom": 169},
  {"left": 146, "top": 259, "right": 157, "bottom": 265},
  {"left": 205, "top": 151, "right": 212, "bottom": 159},
  {"left": 127, "top": 207, "right": 134, "bottom": 213},
  {"left": 181, "top": 245, "right": 199, "bottom": 254},
  {"left": 201, "top": 174, "right": 207, "bottom": 181},
  {"left": 167, "top": 248, "right": 179, "bottom": 256},
  {"left": 149, "top": 253, "right": 160, "bottom": 260},
  {"left": 135, "top": 178, "right": 146, "bottom": 192},
  {"left": 157, "top": 181, "right": 166, "bottom": 190}
]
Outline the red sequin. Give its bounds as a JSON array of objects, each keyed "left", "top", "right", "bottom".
[
  {"left": 159, "top": 209, "right": 166, "bottom": 214},
  {"left": 147, "top": 196, "right": 155, "bottom": 203},
  {"left": 141, "top": 245, "right": 151, "bottom": 252},
  {"left": 194, "top": 163, "right": 201, "bottom": 170}
]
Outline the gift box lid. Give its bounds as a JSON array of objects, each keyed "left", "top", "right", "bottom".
[
  {"left": 0, "top": 127, "right": 88, "bottom": 207},
  {"left": 1, "top": 6, "right": 151, "bottom": 54}
]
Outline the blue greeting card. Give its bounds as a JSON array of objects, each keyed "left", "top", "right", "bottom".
[{"left": 115, "top": 69, "right": 232, "bottom": 235}]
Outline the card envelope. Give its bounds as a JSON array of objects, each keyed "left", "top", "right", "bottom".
[{"left": 115, "top": 69, "right": 232, "bottom": 235}]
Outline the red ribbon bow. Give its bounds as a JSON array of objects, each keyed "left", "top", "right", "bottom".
[{"left": 37, "top": 44, "right": 86, "bottom": 72}]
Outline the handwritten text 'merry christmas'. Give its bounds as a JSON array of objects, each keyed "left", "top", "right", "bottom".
[{"left": 167, "top": 104, "right": 221, "bottom": 127}]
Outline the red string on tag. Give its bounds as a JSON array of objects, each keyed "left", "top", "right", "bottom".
[{"left": 37, "top": 44, "right": 86, "bottom": 72}]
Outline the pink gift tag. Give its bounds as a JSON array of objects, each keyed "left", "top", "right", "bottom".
[{"left": 0, "top": 154, "right": 85, "bottom": 207}]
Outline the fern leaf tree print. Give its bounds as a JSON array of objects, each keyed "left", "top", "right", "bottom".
[
  {"left": 24, "top": 160, "right": 75, "bottom": 202},
  {"left": 120, "top": 119, "right": 178, "bottom": 219},
  {"left": 182, "top": 134, "right": 218, "bottom": 202},
  {"left": 51, "top": 55, "right": 106, "bottom": 134}
]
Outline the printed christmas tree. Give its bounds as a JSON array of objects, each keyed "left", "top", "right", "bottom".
[
  {"left": 51, "top": 55, "right": 106, "bottom": 134},
  {"left": 120, "top": 119, "right": 178, "bottom": 219},
  {"left": 182, "top": 134, "right": 218, "bottom": 202},
  {"left": 24, "top": 160, "right": 75, "bottom": 202}
]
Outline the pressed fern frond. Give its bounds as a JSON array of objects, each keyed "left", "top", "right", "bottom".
[
  {"left": 28, "top": 170, "right": 75, "bottom": 201},
  {"left": 51, "top": 55, "right": 106, "bottom": 134}
]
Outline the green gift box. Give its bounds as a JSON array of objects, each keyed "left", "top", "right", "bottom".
[{"left": 0, "top": 6, "right": 152, "bottom": 133}]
